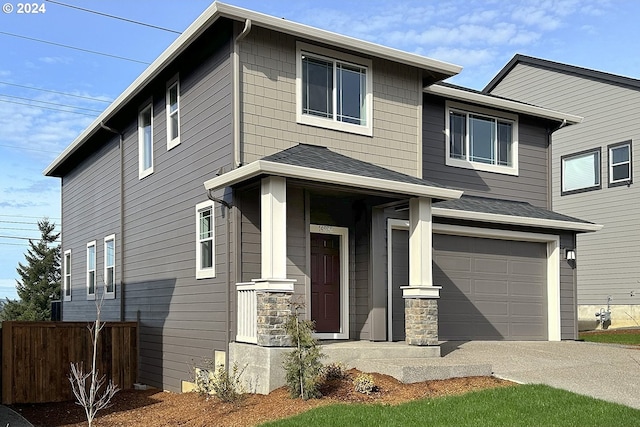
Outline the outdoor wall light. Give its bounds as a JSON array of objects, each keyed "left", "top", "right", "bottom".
[{"left": 565, "top": 249, "right": 576, "bottom": 260}]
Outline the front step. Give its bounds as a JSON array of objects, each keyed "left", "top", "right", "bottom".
[
  {"left": 323, "top": 341, "right": 441, "bottom": 367},
  {"left": 352, "top": 358, "right": 492, "bottom": 384}
]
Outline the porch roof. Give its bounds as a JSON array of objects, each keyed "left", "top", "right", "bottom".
[
  {"left": 204, "top": 144, "right": 463, "bottom": 200},
  {"left": 433, "top": 195, "right": 602, "bottom": 232}
]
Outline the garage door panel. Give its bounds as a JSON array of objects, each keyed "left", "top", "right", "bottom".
[{"left": 435, "top": 234, "right": 547, "bottom": 341}]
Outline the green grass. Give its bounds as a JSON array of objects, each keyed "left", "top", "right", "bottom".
[
  {"left": 579, "top": 329, "right": 640, "bottom": 345},
  {"left": 260, "top": 384, "right": 640, "bottom": 427}
]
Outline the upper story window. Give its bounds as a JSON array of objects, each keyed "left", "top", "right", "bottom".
[
  {"left": 608, "top": 141, "right": 632, "bottom": 187},
  {"left": 296, "top": 42, "right": 373, "bottom": 137},
  {"left": 104, "top": 234, "right": 115, "bottom": 299},
  {"left": 166, "top": 75, "right": 181, "bottom": 150},
  {"left": 63, "top": 249, "right": 71, "bottom": 302},
  {"left": 138, "top": 101, "right": 154, "bottom": 179},
  {"left": 86, "top": 241, "right": 96, "bottom": 300},
  {"left": 445, "top": 101, "right": 519, "bottom": 176},
  {"left": 196, "top": 200, "right": 215, "bottom": 279},
  {"left": 561, "top": 148, "right": 601, "bottom": 195}
]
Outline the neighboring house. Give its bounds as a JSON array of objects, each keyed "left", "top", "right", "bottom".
[
  {"left": 44, "top": 3, "right": 599, "bottom": 394},
  {"left": 485, "top": 55, "right": 639, "bottom": 330}
]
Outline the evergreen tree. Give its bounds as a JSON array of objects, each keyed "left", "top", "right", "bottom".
[{"left": 1, "top": 219, "right": 61, "bottom": 321}]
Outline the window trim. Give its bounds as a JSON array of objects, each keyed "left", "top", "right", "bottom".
[
  {"left": 104, "top": 234, "right": 116, "bottom": 299},
  {"left": 63, "top": 249, "right": 71, "bottom": 302},
  {"left": 166, "top": 75, "right": 181, "bottom": 150},
  {"left": 561, "top": 147, "right": 602, "bottom": 196},
  {"left": 608, "top": 140, "right": 632, "bottom": 188},
  {"left": 138, "top": 100, "right": 154, "bottom": 179},
  {"left": 296, "top": 42, "right": 373, "bottom": 137},
  {"left": 86, "top": 241, "right": 96, "bottom": 300},
  {"left": 195, "top": 200, "right": 215, "bottom": 279},
  {"left": 445, "top": 100, "right": 519, "bottom": 176}
]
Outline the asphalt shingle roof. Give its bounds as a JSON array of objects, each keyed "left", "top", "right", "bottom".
[{"left": 262, "top": 143, "right": 448, "bottom": 189}]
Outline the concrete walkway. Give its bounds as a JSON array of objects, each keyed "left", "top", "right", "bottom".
[{"left": 441, "top": 341, "right": 640, "bottom": 409}]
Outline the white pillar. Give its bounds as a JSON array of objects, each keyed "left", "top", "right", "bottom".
[
  {"left": 253, "top": 176, "right": 295, "bottom": 292},
  {"left": 402, "top": 197, "right": 440, "bottom": 298}
]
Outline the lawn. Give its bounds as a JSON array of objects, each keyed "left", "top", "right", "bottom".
[
  {"left": 260, "top": 384, "right": 640, "bottom": 427},
  {"left": 579, "top": 328, "right": 640, "bottom": 345}
]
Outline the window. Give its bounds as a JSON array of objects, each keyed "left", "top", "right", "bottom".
[
  {"left": 561, "top": 148, "right": 601, "bottom": 195},
  {"left": 166, "top": 76, "right": 180, "bottom": 150},
  {"left": 196, "top": 201, "right": 215, "bottom": 279},
  {"left": 63, "top": 249, "right": 71, "bottom": 301},
  {"left": 446, "top": 101, "right": 518, "bottom": 175},
  {"left": 608, "top": 141, "right": 632, "bottom": 187},
  {"left": 86, "top": 241, "right": 96, "bottom": 300},
  {"left": 138, "top": 101, "right": 153, "bottom": 179},
  {"left": 296, "top": 42, "right": 372, "bottom": 136},
  {"left": 104, "top": 235, "right": 115, "bottom": 299}
]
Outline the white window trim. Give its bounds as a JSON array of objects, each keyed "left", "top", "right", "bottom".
[
  {"left": 166, "top": 74, "right": 181, "bottom": 150},
  {"left": 445, "top": 100, "right": 519, "bottom": 176},
  {"left": 104, "top": 234, "right": 116, "bottom": 299},
  {"left": 86, "top": 241, "right": 96, "bottom": 301},
  {"left": 196, "top": 200, "right": 215, "bottom": 279},
  {"left": 63, "top": 249, "right": 71, "bottom": 302},
  {"left": 138, "top": 100, "right": 154, "bottom": 179},
  {"left": 608, "top": 141, "right": 632, "bottom": 186},
  {"left": 296, "top": 41, "right": 373, "bottom": 137},
  {"left": 309, "top": 224, "right": 350, "bottom": 340}
]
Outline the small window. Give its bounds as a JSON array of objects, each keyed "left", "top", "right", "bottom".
[
  {"left": 166, "top": 76, "right": 180, "bottom": 150},
  {"left": 86, "top": 241, "right": 96, "bottom": 300},
  {"left": 445, "top": 101, "right": 518, "bottom": 176},
  {"left": 196, "top": 201, "right": 215, "bottom": 279},
  {"left": 561, "top": 148, "right": 601, "bottom": 195},
  {"left": 104, "top": 235, "right": 115, "bottom": 299},
  {"left": 296, "top": 42, "right": 372, "bottom": 136},
  {"left": 63, "top": 249, "right": 71, "bottom": 302},
  {"left": 608, "top": 141, "right": 632, "bottom": 187},
  {"left": 138, "top": 101, "right": 153, "bottom": 179}
]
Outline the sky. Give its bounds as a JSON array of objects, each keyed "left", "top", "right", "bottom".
[{"left": 0, "top": 0, "right": 638, "bottom": 300}]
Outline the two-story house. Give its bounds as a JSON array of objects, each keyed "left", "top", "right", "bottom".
[
  {"left": 485, "top": 55, "right": 639, "bottom": 330},
  {"left": 44, "top": 3, "right": 599, "bottom": 394}
]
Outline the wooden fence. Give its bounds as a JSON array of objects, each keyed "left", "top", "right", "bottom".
[{"left": 1, "top": 321, "right": 137, "bottom": 404}]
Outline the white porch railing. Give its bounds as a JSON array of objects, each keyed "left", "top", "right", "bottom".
[{"left": 236, "top": 283, "right": 257, "bottom": 344}]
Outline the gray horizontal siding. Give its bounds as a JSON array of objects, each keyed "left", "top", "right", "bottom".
[
  {"left": 422, "top": 94, "right": 550, "bottom": 209},
  {"left": 560, "top": 233, "right": 577, "bottom": 339},
  {"left": 490, "top": 63, "right": 640, "bottom": 306}
]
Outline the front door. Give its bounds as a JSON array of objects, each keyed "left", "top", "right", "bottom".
[{"left": 311, "top": 233, "right": 341, "bottom": 333}]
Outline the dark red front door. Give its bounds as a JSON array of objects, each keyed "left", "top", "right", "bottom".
[{"left": 311, "top": 233, "right": 341, "bottom": 333}]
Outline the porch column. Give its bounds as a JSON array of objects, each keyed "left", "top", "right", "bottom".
[
  {"left": 253, "top": 176, "right": 295, "bottom": 347},
  {"left": 402, "top": 197, "right": 440, "bottom": 346}
]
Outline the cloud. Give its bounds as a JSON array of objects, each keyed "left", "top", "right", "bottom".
[
  {"left": 39, "top": 56, "right": 73, "bottom": 65},
  {"left": 5, "top": 178, "right": 59, "bottom": 194},
  {"left": 0, "top": 200, "right": 43, "bottom": 209},
  {"left": 426, "top": 47, "right": 497, "bottom": 68}
]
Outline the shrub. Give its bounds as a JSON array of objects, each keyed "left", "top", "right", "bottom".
[
  {"left": 194, "top": 361, "right": 246, "bottom": 404},
  {"left": 282, "top": 305, "right": 326, "bottom": 400},
  {"left": 353, "top": 373, "right": 377, "bottom": 395},
  {"left": 321, "top": 362, "right": 348, "bottom": 381}
]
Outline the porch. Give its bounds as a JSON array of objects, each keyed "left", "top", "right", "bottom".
[{"left": 229, "top": 340, "right": 491, "bottom": 394}]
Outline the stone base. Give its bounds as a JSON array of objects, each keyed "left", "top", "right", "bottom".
[
  {"left": 256, "top": 291, "right": 292, "bottom": 347},
  {"left": 229, "top": 342, "right": 291, "bottom": 394},
  {"left": 405, "top": 298, "right": 438, "bottom": 346}
]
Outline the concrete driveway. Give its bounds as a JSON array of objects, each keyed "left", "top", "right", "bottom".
[{"left": 441, "top": 340, "right": 640, "bottom": 409}]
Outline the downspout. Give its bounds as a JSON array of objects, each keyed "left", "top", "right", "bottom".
[
  {"left": 207, "top": 189, "right": 233, "bottom": 370},
  {"left": 547, "top": 119, "right": 568, "bottom": 210},
  {"left": 100, "top": 122, "right": 125, "bottom": 321},
  {"left": 233, "top": 19, "right": 252, "bottom": 168}
]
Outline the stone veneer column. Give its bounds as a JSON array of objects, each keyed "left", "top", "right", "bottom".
[
  {"left": 402, "top": 197, "right": 441, "bottom": 346},
  {"left": 256, "top": 291, "right": 292, "bottom": 347}
]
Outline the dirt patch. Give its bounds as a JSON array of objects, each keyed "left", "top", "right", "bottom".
[{"left": 12, "top": 370, "right": 514, "bottom": 427}]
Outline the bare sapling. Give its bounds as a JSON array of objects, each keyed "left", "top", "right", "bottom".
[{"left": 68, "top": 289, "right": 119, "bottom": 426}]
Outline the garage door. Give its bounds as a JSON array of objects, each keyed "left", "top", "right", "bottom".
[
  {"left": 435, "top": 234, "right": 547, "bottom": 340},
  {"left": 390, "top": 231, "right": 547, "bottom": 341}
]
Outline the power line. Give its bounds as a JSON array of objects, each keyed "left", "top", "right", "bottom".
[
  {"left": 0, "top": 143, "right": 62, "bottom": 154},
  {"left": 45, "top": 0, "right": 182, "bottom": 34},
  {"left": 0, "top": 94, "right": 104, "bottom": 113},
  {"left": 0, "top": 214, "right": 60, "bottom": 220},
  {"left": 0, "top": 81, "right": 112, "bottom": 103},
  {"left": 0, "top": 31, "right": 151, "bottom": 65},
  {"left": 0, "top": 242, "right": 29, "bottom": 247},
  {"left": 0, "top": 98, "right": 98, "bottom": 117},
  {"left": 0, "top": 220, "right": 59, "bottom": 225}
]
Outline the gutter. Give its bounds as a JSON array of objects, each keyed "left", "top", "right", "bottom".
[{"left": 233, "top": 19, "right": 252, "bottom": 168}]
